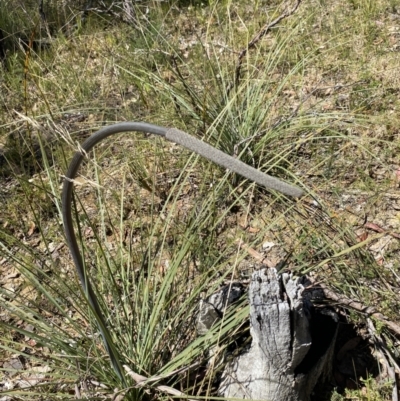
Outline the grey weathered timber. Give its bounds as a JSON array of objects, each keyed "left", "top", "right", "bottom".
[
  {"left": 196, "top": 283, "right": 245, "bottom": 368},
  {"left": 197, "top": 283, "right": 244, "bottom": 336},
  {"left": 219, "top": 268, "right": 337, "bottom": 401}
]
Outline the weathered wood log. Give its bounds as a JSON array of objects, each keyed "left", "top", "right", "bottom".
[{"left": 219, "top": 268, "right": 338, "bottom": 401}]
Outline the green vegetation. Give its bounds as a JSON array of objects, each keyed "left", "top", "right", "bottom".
[{"left": 1, "top": 0, "right": 399, "bottom": 400}]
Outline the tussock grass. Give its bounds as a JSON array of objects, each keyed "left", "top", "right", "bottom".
[{"left": 0, "top": 0, "right": 399, "bottom": 400}]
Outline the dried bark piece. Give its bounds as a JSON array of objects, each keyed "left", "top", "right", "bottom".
[{"left": 197, "top": 283, "right": 244, "bottom": 335}]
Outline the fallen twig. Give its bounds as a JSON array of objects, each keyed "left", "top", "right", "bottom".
[
  {"left": 123, "top": 365, "right": 198, "bottom": 401},
  {"left": 228, "top": 0, "right": 303, "bottom": 93},
  {"left": 235, "top": 239, "right": 275, "bottom": 268},
  {"left": 314, "top": 281, "right": 400, "bottom": 337}
]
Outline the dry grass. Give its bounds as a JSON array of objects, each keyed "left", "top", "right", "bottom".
[{"left": 0, "top": 0, "right": 399, "bottom": 400}]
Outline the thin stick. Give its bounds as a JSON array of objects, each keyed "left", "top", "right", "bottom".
[
  {"left": 123, "top": 365, "right": 198, "bottom": 401},
  {"left": 315, "top": 281, "right": 400, "bottom": 337},
  {"left": 227, "top": 0, "right": 303, "bottom": 92}
]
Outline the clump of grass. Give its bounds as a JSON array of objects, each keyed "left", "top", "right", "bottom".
[
  {"left": 0, "top": 124, "right": 255, "bottom": 398},
  {"left": 1, "top": 0, "right": 399, "bottom": 400},
  {"left": 331, "top": 375, "right": 394, "bottom": 401}
]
